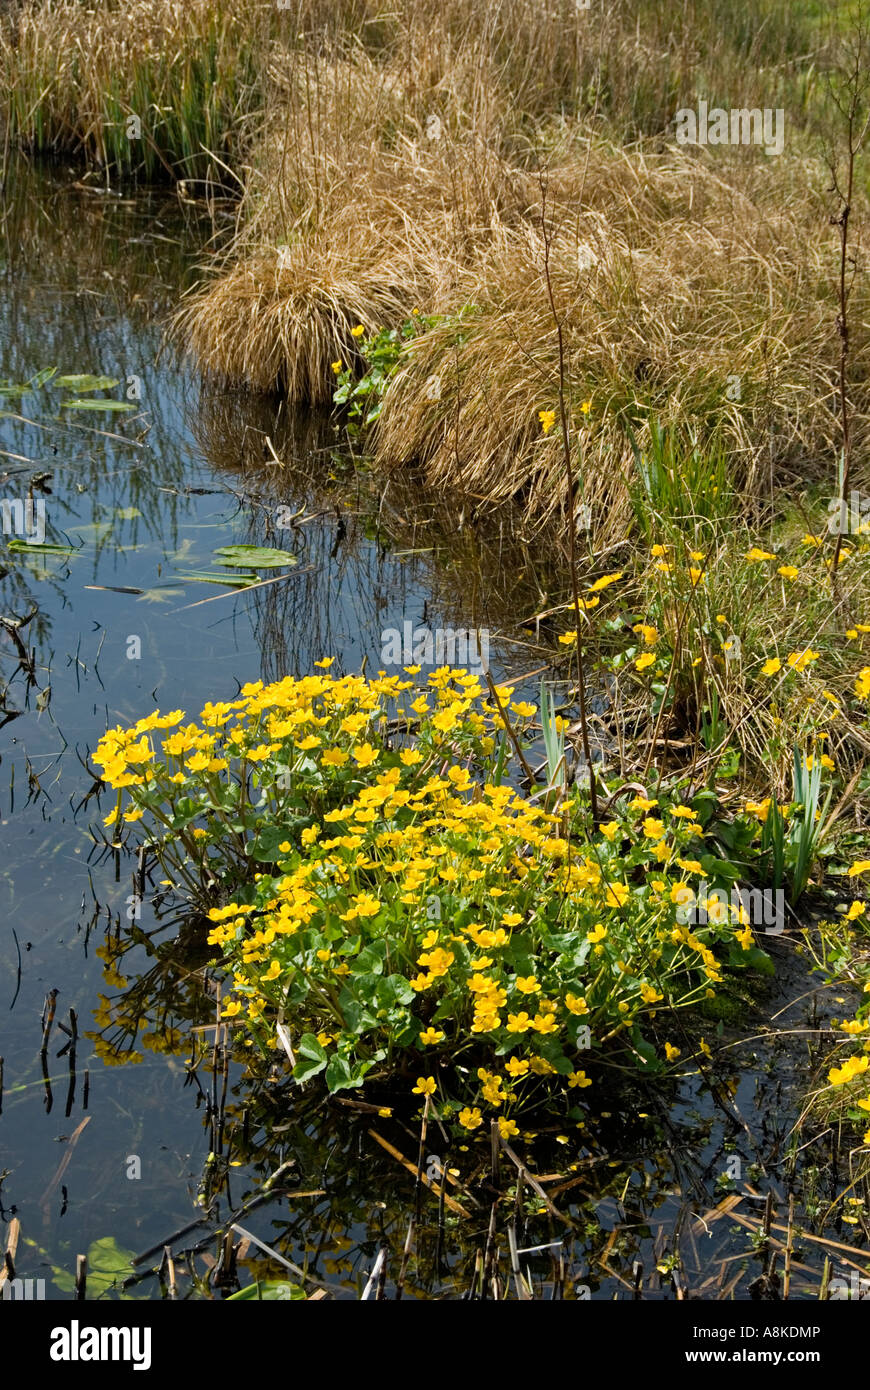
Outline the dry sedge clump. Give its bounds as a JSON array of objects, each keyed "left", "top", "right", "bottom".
[{"left": 166, "top": 2, "right": 869, "bottom": 532}]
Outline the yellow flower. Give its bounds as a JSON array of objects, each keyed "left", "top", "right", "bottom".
[
  {"left": 587, "top": 923, "right": 607, "bottom": 944},
  {"left": 459, "top": 1106, "right": 483, "bottom": 1130},
  {"left": 515, "top": 976, "right": 541, "bottom": 995},
  {"left": 664, "top": 1043, "right": 681, "bottom": 1062},
  {"left": 538, "top": 408, "right": 556, "bottom": 434},
  {"left": 412, "top": 1076, "right": 437, "bottom": 1096},
  {"left": 351, "top": 324, "right": 366, "bottom": 338},
  {"left": 568, "top": 1070, "right": 592, "bottom": 1088},
  {"left": 778, "top": 565, "right": 799, "bottom": 580},
  {"left": 558, "top": 631, "right": 578, "bottom": 646},
  {"left": 856, "top": 667, "right": 870, "bottom": 700},
  {"left": 746, "top": 547, "right": 776, "bottom": 562},
  {"left": 848, "top": 860, "right": 870, "bottom": 877},
  {"left": 633, "top": 623, "right": 658, "bottom": 646},
  {"left": 221, "top": 1000, "right": 242, "bottom": 1018},
  {"left": 504, "top": 1057, "right": 530, "bottom": 1077},
  {"left": 635, "top": 652, "right": 656, "bottom": 672},
  {"left": 352, "top": 742, "right": 379, "bottom": 767},
  {"left": 846, "top": 901, "right": 866, "bottom": 921},
  {"left": 642, "top": 817, "right": 666, "bottom": 839},
  {"left": 565, "top": 993, "right": 588, "bottom": 1015},
  {"left": 829, "top": 1055, "right": 869, "bottom": 1086},
  {"left": 588, "top": 572, "right": 623, "bottom": 592},
  {"left": 787, "top": 648, "right": 820, "bottom": 673},
  {"left": 498, "top": 1117, "right": 520, "bottom": 1139},
  {"left": 331, "top": 360, "right": 342, "bottom": 374},
  {"left": 419, "top": 1027, "right": 444, "bottom": 1046}
]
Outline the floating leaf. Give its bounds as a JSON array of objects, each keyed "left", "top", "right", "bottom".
[
  {"left": 0, "top": 367, "right": 56, "bottom": 396},
  {"left": 214, "top": 545, "right": 298, "bottom": 569},
  {"left": 55, "top": 374, "right": 120, "bottom": 391},
  {"left": 7, "top": 539, "right": 76, "bottom": 555},
  {"left": 52, "top": 1237, "right": 136, "bottom": 1297},
  {"left": 61, "top": 398, "right": 136, "bottom": 412},
  {"left": 176, "top": 571, "right": 259, "bottom": 588},
  {"left": 226, "top": 1281, "right": 307, "bottom": 1301}
]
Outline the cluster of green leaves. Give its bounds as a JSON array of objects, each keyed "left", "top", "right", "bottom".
[{"left": 332, "top": 313, "right": 442, "bottom": 425}]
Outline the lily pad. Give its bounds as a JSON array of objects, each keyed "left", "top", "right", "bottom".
[{"left": 214, "top": 545, "right": 298, "bottom": 569}]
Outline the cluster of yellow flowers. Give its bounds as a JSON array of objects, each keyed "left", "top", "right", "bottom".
[{"left": 91, "top": 664, "right": 778, "bottom": 1127}]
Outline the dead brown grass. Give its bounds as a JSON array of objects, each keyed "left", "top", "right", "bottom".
[{"left": 170, "top": 0, "right": 869, "bottom": 539}]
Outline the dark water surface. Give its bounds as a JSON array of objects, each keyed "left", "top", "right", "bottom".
[{"left": 0, "top": 165, "right": 862, "bottom": 1301}]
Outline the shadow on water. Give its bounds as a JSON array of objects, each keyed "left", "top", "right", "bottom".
[{"left": 0, "top": 162, "right": 866, "bottom": 1301}]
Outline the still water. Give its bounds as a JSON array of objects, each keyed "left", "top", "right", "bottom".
[{"left": 0, "top": 165, "right": 860, "bottom": 1300}]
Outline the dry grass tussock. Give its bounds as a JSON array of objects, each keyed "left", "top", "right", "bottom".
[{"left": 181, "top": 85, "right": 870, "bottom": 534}]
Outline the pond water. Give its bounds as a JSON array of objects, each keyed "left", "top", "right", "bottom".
[{"left": 0, "top": 164, "right": 863, "bottom": 1301}]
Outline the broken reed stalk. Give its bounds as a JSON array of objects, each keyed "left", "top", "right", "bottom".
[
  {"left": 394, "top": 1217, "right": 414, "bottom": 1301},
  {"left": 483, "top": 670, "right": 536, "bottom": 785},
  {"left": 538, "top": 175, "right": 598, "bottom": 824},
  {"left": 74, "top": 1254, "right": 87, "bottom": 1301},
  {"left": 40, "top": 987, "right": 58, "bottom": 1055},
  {"left": 164, "top": 1246, "right": 177, "bottom": 1300}
]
